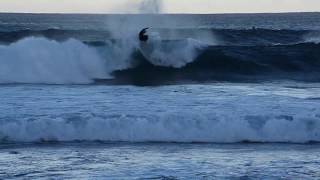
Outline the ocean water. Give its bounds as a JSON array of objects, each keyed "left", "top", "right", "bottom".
[
  {"left": 1, "top": 143, "right": 320, "bottom": 179},
  {"left": 1, "top": 13, "right": 320, "bottom": 179}
]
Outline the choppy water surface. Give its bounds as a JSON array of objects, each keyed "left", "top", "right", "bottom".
[
  {"left": 1, "top": 143, "right": 320, "bottom": 179},
  {"left": 1, "top": 83, "right": 320, "bottom": 143}
]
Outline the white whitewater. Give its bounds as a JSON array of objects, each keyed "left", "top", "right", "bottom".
[{"left": 0, "top": 37, "right": 110, "bottom": 84}]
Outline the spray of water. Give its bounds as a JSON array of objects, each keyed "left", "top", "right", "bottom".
[
  {"left": 103, "top": 0, "right": 209, "bottom": 69},
  {"left": 139, "top": 0, "right": 163, "bottom": 14}
]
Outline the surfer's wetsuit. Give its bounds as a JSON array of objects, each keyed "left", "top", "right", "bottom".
[{"left": 139, "top": 28, "right": 149, "bottom": 42}]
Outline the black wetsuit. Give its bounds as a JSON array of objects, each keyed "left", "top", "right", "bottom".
[{"left": 139, "top": 28, "right": 149, "bottom": 42}]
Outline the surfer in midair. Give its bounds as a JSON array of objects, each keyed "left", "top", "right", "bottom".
[
  {"left": 138, "top": 27, "right": 157, "bottom": 63},
  {"left": 139, "top": 27, "right": 149, "bottom": 42}
]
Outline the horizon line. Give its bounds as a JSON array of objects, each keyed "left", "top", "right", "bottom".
[{"left": 0, "top": 11, "right": 319, "bottom": 15}]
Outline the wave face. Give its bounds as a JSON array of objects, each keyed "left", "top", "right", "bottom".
[{"left": 111, "top": 42, "right": 320, "bottom": 85}]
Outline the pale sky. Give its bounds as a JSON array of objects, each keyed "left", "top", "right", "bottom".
[{"left": 0, "top": 0, "right": 319, "bottom": 14}]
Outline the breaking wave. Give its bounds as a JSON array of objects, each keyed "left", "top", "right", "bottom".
[
  {"left": 0, "top": 35, "right": 206, "bottom": 84},
  {"left": 1, "top": 112, "right": 320, "bottom": 143},
  {"left": 1, "top": 28, "right": 320, "bottom": 85},
  {"left": 1, "top": 28, "right": 319, "bottom": 45},
  {"left": 0, "top": 37, "right": 110, "bottom": 84}
]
